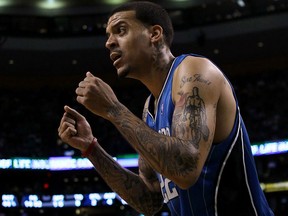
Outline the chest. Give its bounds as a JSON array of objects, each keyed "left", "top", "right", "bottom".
[{"left": 146, "top": 89, "right": 174, "bottom": 134}]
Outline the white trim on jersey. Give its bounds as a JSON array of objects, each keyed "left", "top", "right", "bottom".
[
  {"left": 241, "top": 123, "right": 258, "bottom": 216},
  {"left": 214, "top": 107, "right": 241, "bottom": 216}
]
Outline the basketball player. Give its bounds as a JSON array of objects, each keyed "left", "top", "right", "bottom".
[{"left": 58, "top": 1, "right": 274, "bottom": 215}]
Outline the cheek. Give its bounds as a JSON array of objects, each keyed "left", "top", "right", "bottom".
[
  {"left": 130, "top": 38, "right": 150, "bottom": 56},
  {"left": 121, "top": 32, "right": 151, "bottom": 62},
  {"left": 128, "top": 47, "right": 150, "bottom": 64}
]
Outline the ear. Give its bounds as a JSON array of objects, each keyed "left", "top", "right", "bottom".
[{"left": 150, "top": 25, "right": 163, "bottom": 43}]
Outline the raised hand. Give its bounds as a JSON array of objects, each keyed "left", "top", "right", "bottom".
[
  {"left": 58, "top": 105, "right": 94, "bottom": 152},
  {"left": 76, "top": 72, "right": 120, "bottom": 120}
]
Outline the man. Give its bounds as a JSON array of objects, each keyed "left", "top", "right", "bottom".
[{"left": 58, "top": 1, "right": 274, "bottom": 215}]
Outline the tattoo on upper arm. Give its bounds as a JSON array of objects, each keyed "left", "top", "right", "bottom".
[
  {"left": 173, "top": 87, "right": 210, "bottom": 149},
  {"left": 180, "top": 74, "right": 211, "bottom": 88}
]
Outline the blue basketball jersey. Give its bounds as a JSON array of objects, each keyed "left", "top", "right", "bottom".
[{"left": 144, "top": 54, "right": 274, "bottom": 216}]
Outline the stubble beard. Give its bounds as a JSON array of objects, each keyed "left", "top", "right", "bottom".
[{"left": 117, "top": 65, "right": 130, "bottom": 78}]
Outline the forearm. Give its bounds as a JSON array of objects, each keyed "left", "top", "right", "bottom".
[
  {"left": 86, "top": 141, "right": 163, "bottom": 215},
  {"left": 107, "top": 102, "right": 200, "bottom": 188}
]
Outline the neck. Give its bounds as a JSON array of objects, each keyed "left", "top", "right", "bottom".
[{"left": 141, "top": 50, "right": 175, "bottom": 99}]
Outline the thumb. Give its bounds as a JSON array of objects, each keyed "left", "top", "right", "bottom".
[
  {"left": 64, "top": 105, "right": 85, "bottom": 121},
  {"left": 86, "top": 71, "right": 94, "bottom": 77}
]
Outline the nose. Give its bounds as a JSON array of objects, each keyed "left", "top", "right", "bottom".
[{"left": 105, "top": 35, "right": 117, "bottom": 50}]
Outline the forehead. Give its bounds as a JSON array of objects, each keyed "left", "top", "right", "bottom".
[{"left": 107, "top": 11, "right": 138, "bottom": 28}]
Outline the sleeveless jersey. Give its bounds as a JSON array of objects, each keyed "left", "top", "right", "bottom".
[{"left": 144, "top": 54, "right": 274, "bottom": 216}]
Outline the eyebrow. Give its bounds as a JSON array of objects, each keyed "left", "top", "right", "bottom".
[{"left": 106, "top": 20, "right": 127, "bottom": 36}]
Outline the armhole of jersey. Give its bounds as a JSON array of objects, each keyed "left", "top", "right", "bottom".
[
  {"left": 142, "top": 95, "right": 151, "bottom": 122},
  {"left": 170, "top": 54, "right": 191, "bottom": 105}
]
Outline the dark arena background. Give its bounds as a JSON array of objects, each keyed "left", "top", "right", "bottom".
[{"left": 0, "top": 0, "right": 288, "bottom": 215}]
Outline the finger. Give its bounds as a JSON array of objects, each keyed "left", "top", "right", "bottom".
[
  {"left": 65, "top": 124, "right": 77, "bottom": 136},
  {"left": 58, "top": 115, "right": 74, "bottom": 133},
  {"left": 64, "top": 105, "right": 85, "bottom": 122},
  {"left": 63, "top": 111, "right": 76, "bottom": 122},
  {"left": 76, "top": 95, "right": 84, "bottom": 105},
  {"left": 83, "top": 75, "right": 95, "bottom": 83},
  {"left": 86, "top": 71, "right": 94, "bottom": 77},
  {"left": 84, "top": 72, "right": 99, "bottom": 83},
  {"left": 75, "top": 86, "right": 84, "bottom": 96},
  {"left": 58, "top": 121, "right": 77, "bottom": 137},
  {"left": 58, "top": 113, "right": 77, "bottom": 133},
  {"left": 78, "top": 80, "right": 87, "bottom": 88},
  {"left": 59, "top": 126, "right": 77, "bottom": 140},
  {"left": 62, "top": 115, "right": 76, "bottom": 128},
  {"left": 58, "top": 115, "right": 69, "bottom": 134}
]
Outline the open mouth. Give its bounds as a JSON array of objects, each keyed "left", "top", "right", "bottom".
[{"left": 110, "top": 52, "right": 121, "bottom": 63}]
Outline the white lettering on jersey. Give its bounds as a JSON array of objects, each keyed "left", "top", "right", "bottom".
[
  {"left": 158, "top": 127, "right": 179, "bottom": 202},
  {"left": 159, "top": 174, "right": 179, "bottom": 203},
  {"left": 158, "top": 127, "right": 171, "bottom": 136}
]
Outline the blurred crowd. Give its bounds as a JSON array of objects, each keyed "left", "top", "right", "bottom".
[
  {"left": 0, "top": 80, "right": 149, "bottom": 158},
  {"left": 0, "top": 69, "right": 287, "bottom": 215},
  {"left": 0, "top": 69, "right": 287, "bottom": 158}
]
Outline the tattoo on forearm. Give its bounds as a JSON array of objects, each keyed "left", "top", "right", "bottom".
[
  {"left": 89, "top": 146, "right": 162, "bottom": 214},
  {"left": 110, "top": 104, "right": 199, "bottom": 178},
  {"left": 108, "top": 89, "right": 210, "bottom": 180},
  {"left": 135, "top": 130, "right": 199, "bottom": 177}
]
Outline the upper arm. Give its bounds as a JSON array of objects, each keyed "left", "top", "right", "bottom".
[{"left": 171, "top": 56, "right": 223, "bottom": 178}]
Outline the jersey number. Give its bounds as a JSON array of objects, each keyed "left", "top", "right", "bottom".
[{"left": 159, "top": 175, "right": 179, "bottom": 203}]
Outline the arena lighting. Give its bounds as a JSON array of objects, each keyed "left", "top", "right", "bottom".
[
  {"left": 261, "top": 181, "right": 288, "bottom": 193},
  {"left": 103, "top": 0, "right": 129, "bottom": 5},
  {"left": 1, "top": 192, "right": 126, "bottom": 208},
  {"left": 237, "top": 0, "right": 246, "bottom": 7},
  {"left": 0, "top": 155, "right": 139, "bottom": 170},
  {"left": 251, "top": 140, "right": 288, "bottom": 156},
  {"left": 0, "top": 0, "right": 10, "bottom": 7},
  {"left": 0, "top": 140, "right": 288, "bottom": 170},
  {"left": 37, "top": 0, "right": 67, "bottom": 9},
  {"left": 171, "top": 0, "right": 189, "bottom": 2},
  {"left": 2, "top": 181, "right": 288, "bottom": 209},
  {"left": 1, "top": 194, "right": 18, "bottom": 208}
]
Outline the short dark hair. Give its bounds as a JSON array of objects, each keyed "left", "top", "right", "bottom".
[{"left": 109, "top": 1, "right": 174, "bottom": 47}]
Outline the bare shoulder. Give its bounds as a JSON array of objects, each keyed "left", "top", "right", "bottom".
[
  {"left": 178, "top": 56, "right": 224, "bottom": 83},
  {"left": 172, "top": 55, "right": 236, "bottom": 143},
  {"left": 172, "top": 55, "right": 226, "bottom": 103}
]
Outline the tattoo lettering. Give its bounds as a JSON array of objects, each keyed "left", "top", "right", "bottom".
[
  {"left": 193, "top": 74, "right": 211, "bottom": 85},
  {"left": 180, "top": 74, "right": 211, "bottom": 88}
]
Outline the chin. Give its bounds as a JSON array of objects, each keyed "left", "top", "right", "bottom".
[{"left": 117, "top": 66, "right": 130, "bottom": 78}]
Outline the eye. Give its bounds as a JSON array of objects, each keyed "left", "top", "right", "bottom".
[{"left": 118, "top": 26, "right": 126, "bottom": 36}]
